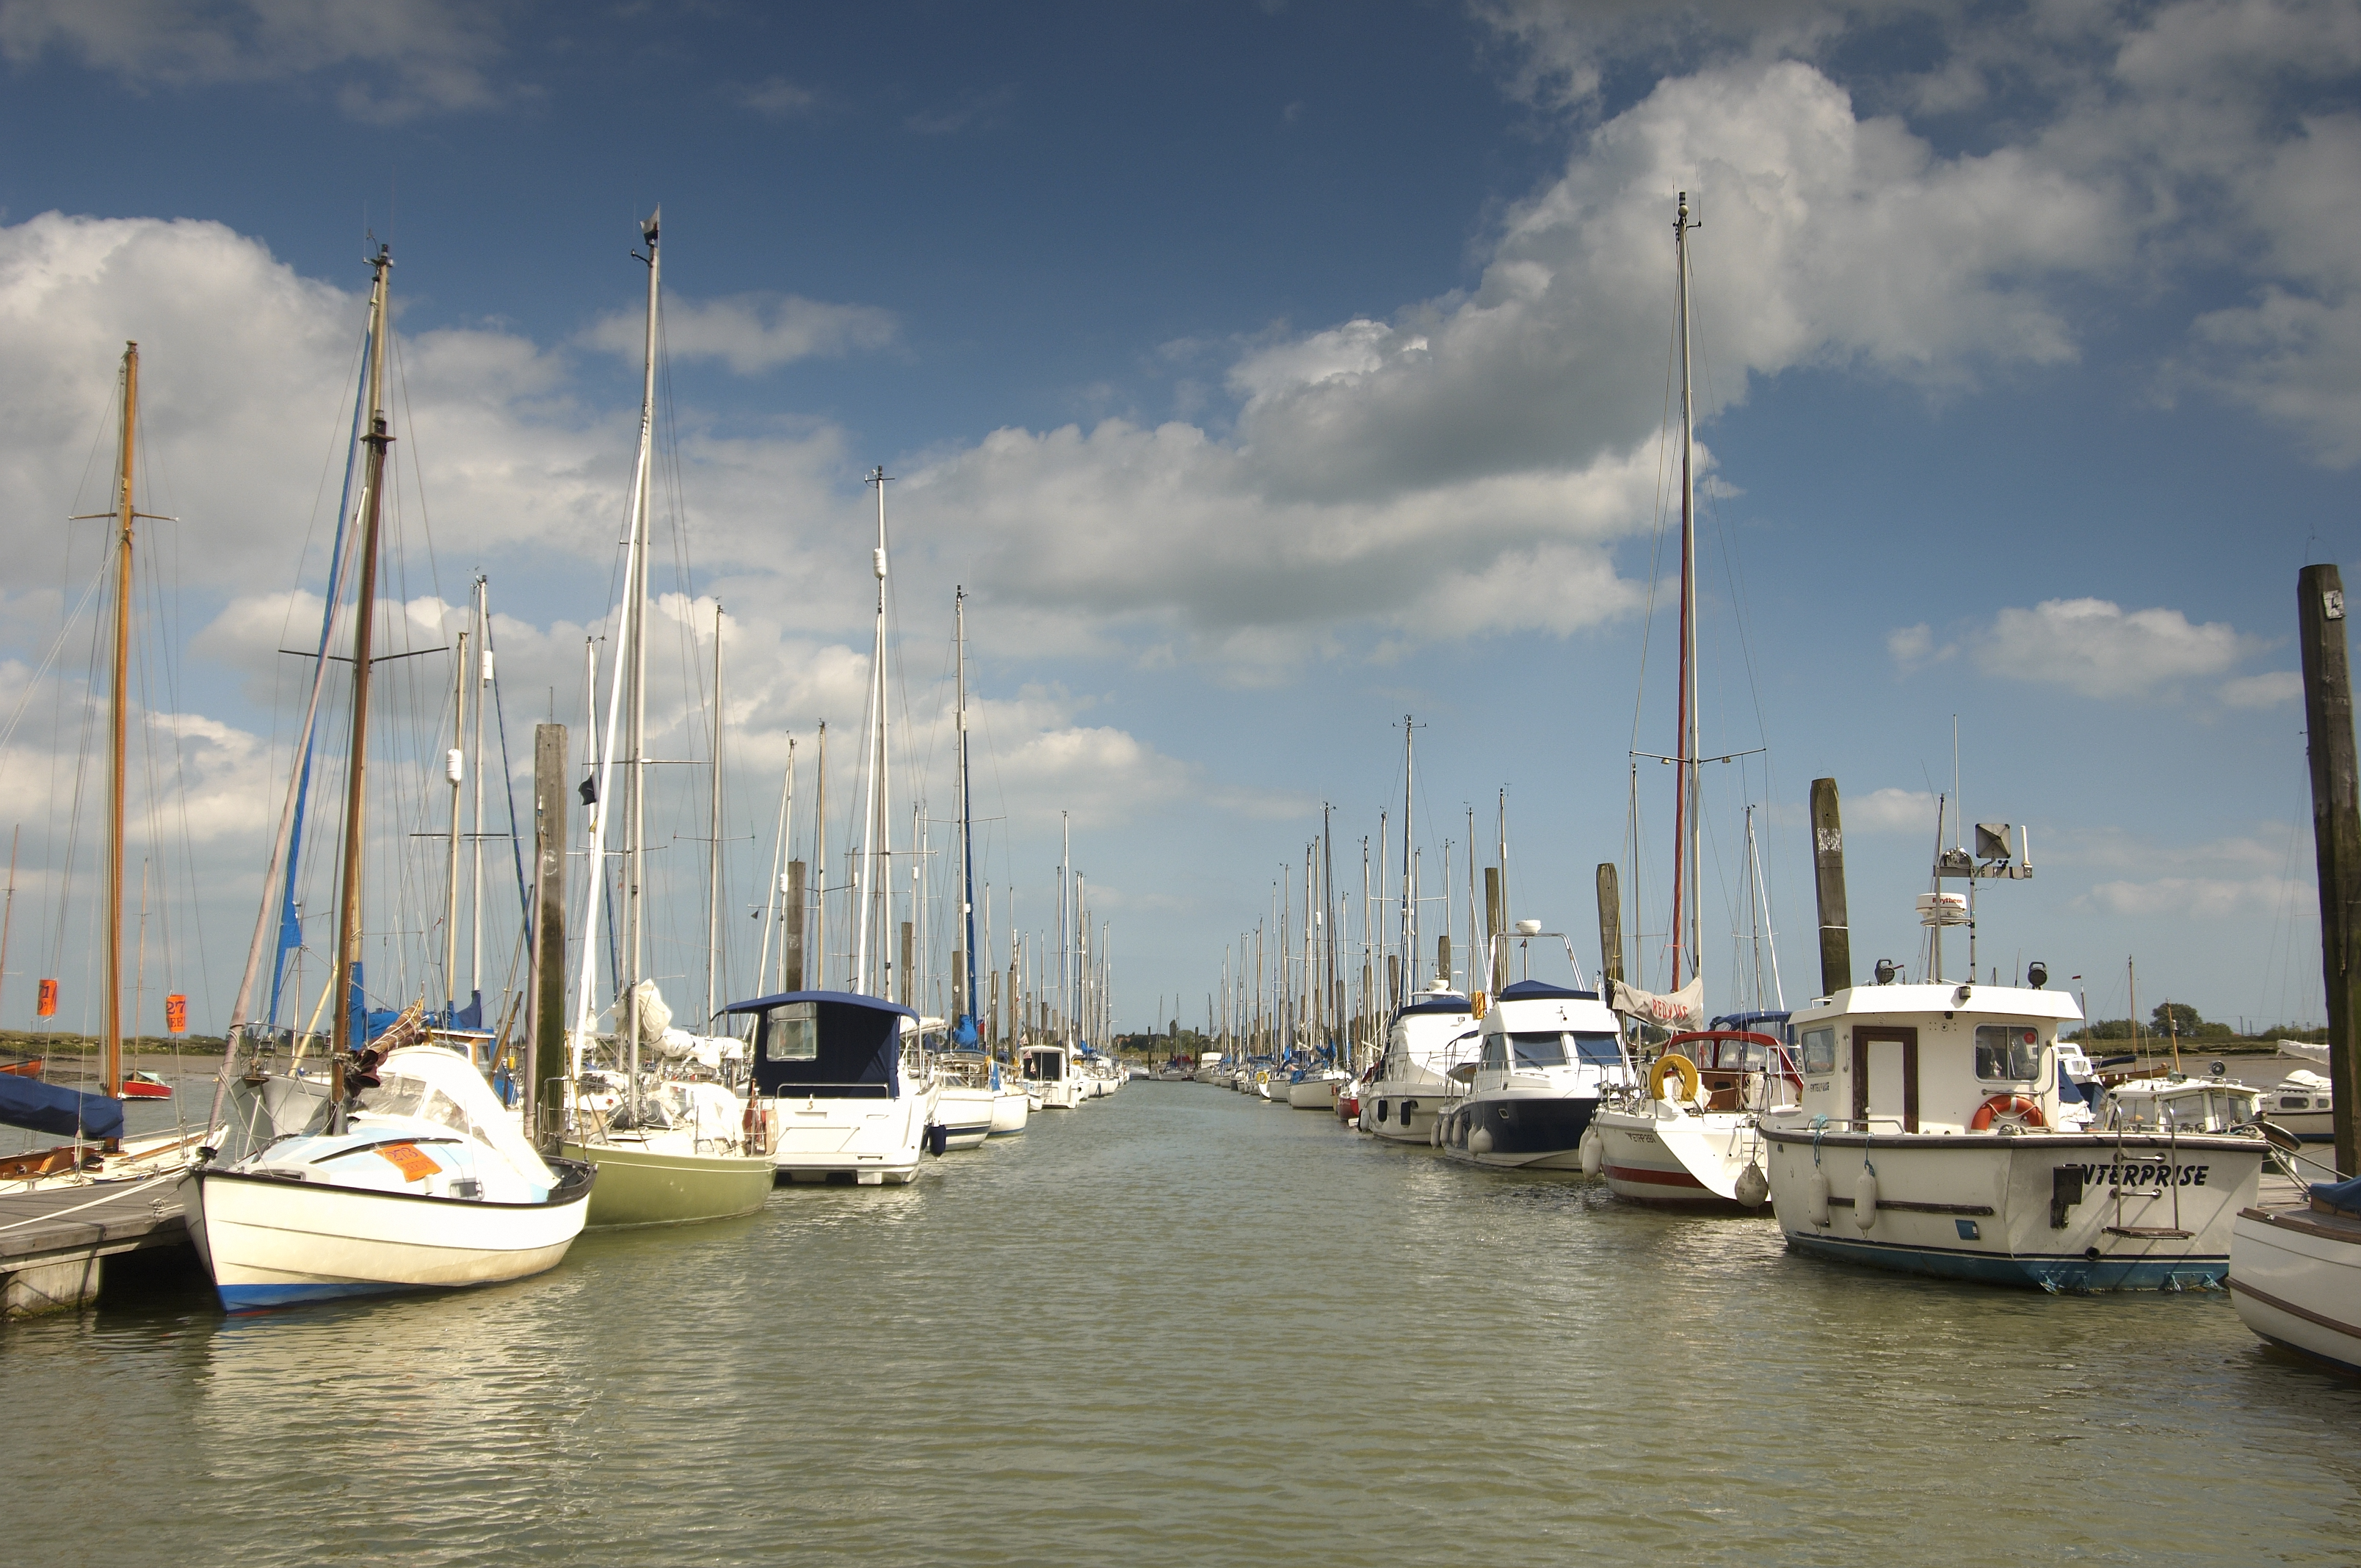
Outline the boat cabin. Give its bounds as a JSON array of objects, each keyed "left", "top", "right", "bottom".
[
  {"left": 727, "top": 990, "right": 919, "bottom": 1100},
  {"left": 1468, "top": 980, "right": 1625, "bottom": 1089},
  {"left": 1781, "top": 983, "right": 2085, "bottom": 1133},
  {"left": 2103, "top": 1076, "right": 2260, "bottom": 1134},
  {"left": 1020, "top": 1044, "right": 1069, "bottom": 1082}
]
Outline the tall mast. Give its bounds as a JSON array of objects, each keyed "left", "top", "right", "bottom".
[
  {"left": 1321, "top": 804, "right": 1337, "bottom": 1047},
  {"left": 854, "top": 468, "right": 891, "bottom": 995},
  {"left": 706, "top": 600, "right": 725, "bottom": 1023},
  {"left": 625, "top": 211, "right": 661, "bottom": 1053},
  {"left": 1399, "top": 715, "right": 1414, "bottom": 1010},
  {"left": 957, "top": 587, "right": 979, "bottom": 1035},
  {"left": 443, "top": 627, "right": 468, "bottom": 1017},
  {"left": 103, "top": 342, "right": 139, "bottom": 1101},
  {"left": 813, "top": 720, "right": 827, "bottom": 990},
  {"left": 1059, "top": 812, "right": 1071, "bottom": 1045},
  {"left": 1672, "top": 191, "right": 1700, "bottom": 990},
  {"left": 471, "top": 576, "right": 488, "bottom": 1005},
  {"left": 570, "top": 214, "right": 659, "bottom": 1076},
  {"left": 330, "top": 247, "right": 395, "bottom": 1135}
]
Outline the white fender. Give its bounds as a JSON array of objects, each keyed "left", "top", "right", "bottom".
[
  {"left": 1734, "top": 1161, "right": 1770, "bottom": 1209},
  {"left": 1807, "top": 1167, "right": 1831, "bottom": 1226},
  {"left": 1854, "top": 1165, "right": 1879, "bottom": 1230},
  {"left": 1469, "top": 1125, "right": 1494, "bottom": 1155},
  {"left": 1578, "top": 1125, "right": 1604, "bottom": 1177}
]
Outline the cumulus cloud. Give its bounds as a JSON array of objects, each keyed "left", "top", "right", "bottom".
[
  {"left": 1973, "top": 598, "right": 2255, "bottom": 700},
  {"left": 1846, "top": 786, "right": 1939, "bottom": 833},
  {"left": 2221, "top": 669, "right": 2303, "bottom": 708},
  {"left": 0, "top": 0, "right": 517, "bottom": 120},
  {"left": 584, "top": 292, "right": 899, "bottom": 375}
]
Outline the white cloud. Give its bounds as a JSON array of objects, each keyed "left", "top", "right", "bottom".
[
  {"left": 0, "top": 0, "right": 516, "bottom": 120},
  {"left": 2083, "top": 875, "right": 2307, "bottom": 920},
  {"left": 1973, "top": 598, "right": 2255, "bottom": 699},
  {"left": 2221, "top": 669, "right": 2303, "bottom": 708},
  {"left": 733, "top": 76, "right": 819, "bottom": 117},
  {"left": 584, "top": 292, "right": 899, "bottom": 376},
  {"left": 1847, "top": 786, "right": 1939, "bottom": 832}
]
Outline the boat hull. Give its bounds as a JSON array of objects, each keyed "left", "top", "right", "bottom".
[
  {"left": 761, "top": 1090, "right": 932, "bottom": 1183},
  {"left": 1593, "top": 1105, "right": 1765, "bottom": 1209},
  {"left": 2231, "top": 1204, "right": 2361, "bottom": 1375},
  {"left": 1435, "top": 1095, "right": 1599, "bottom": 1170},
  {"left": 189, "top": 1160, "right": 593, "bottom": 1310},
  {"left": 1762, "top": 1126, "right": 2267, "bottom": 1291},
  {"left": 1364, "top": 1092, "right": 1453, "bottom": 1144},
  {"left": 935, "top": 1085, "right": 995, "bottom": 1150},
  {"left": 988, "top": 1089, "right": 1030, "bottom": 1136},
  {"left": 1286, "top": 1075, "right": 1343, "bottom": 1111},
  {"left": 559, "top": 1137, "right": 773, "bottom": 1227}
]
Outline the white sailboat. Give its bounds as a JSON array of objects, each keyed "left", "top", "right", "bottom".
[
  {"left": 1588, "top": 194, "right": 1800, "bottom": 1208},
  {"left": 558, "top": 211, "right": 773, "bottom": 1227},
  {"left": 191, "top": 246, "right": 594, "bottom": 1309}
]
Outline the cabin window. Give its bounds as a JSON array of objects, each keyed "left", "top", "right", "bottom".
[
  {"left": 764, "top": 1002, "right": 819, "bottom": 1061},
  {"left": 1509, "top": 1031, "right": 1567, "bottom": 1067},
  {"left": 1801, "top": 1027, "right": 1835, "bottom": 1075},
  {"left": 1480, "top": 1035, "right": 1507, "bottom": 1071},
  {"left": 1974, "top": 1024, "right": 2042, "bottom": 1082}
]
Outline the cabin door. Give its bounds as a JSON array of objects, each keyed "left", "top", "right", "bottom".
[{"left": 1851, "top": 1026, "right": 1920, "bottom": 1133}]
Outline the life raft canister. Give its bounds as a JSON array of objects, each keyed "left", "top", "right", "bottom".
[
  {"left": 1649, "top": 1053, "right": 1702, "bottom": 1106},
  {"left": 1970, "top": 1093, "right": 2047, "bottom": 1131}
]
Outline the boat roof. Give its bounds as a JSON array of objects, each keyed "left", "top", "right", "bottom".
[
  {"left": 1791, "top": 983, "right": 2082, "bottom": 1024},
  {"left": 720, "top": 988, "right": 918, "bottom": 1020},
  {"left": 1498, "top": 979, "right": 1597, "bottom": 1002},
  {"left": 1396, "top": 992, "right": 1472, "bottom": 1018}
]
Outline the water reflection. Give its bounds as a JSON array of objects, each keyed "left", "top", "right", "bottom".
[{"left": 8, "top": 1081, "right": 2361, "bottom": 1564}]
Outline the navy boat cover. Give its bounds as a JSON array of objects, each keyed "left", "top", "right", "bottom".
[{"left": 0, "top": 1074, "right": 124, "bottom": 1140}]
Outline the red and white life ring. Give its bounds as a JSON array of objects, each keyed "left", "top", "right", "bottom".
[{"left": 1970, "top": 1093, "right": 2046, "bottom": 1130}]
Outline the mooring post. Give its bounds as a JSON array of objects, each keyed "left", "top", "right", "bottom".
[
  {"left": 1484, "top": 867, "right": 1504, "bottom": 995},
  {"left": 1810, "top": 777, "right": 1852, "bottom": 998},
  {"left": 784, "top": 860, "right": 806, "bottom": 991},
  {"left": 1596, "top": 863, "right": 1625, "bottom": 988},
  {"left": 531, "top": 723, "right": 568, "bottom": 1141},
  {"left": 2299, "top": 565, "right": 2361, "bottom": 1178}
]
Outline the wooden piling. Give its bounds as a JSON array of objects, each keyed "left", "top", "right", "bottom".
[
  {"left": 1810, "top": 777, "right": 1852, "bottom": 999},
  {"left": 530, "top": 723, "right": 568, "bottom": 1136},
  {"left": 1596, "top": 863, "right": 1625, "bottom": 987},
  {"left": 1484, "top": 867, "right": 1505, "bottom": 993},
  {"left": 2298, "top": 564, "right": 2361, "bottom": 1177},
  {"left": 784, "top": 860, "right": 806, "bottom": 991}
]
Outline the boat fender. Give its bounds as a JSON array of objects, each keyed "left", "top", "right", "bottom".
[
  {"left": 1735, "top": 1161, "right": 1770, "bottom": 1209},
  {"left": 926, "top": 1123, "right": 949, "bottom": 1157},
  {"left": 1429, "top": 1119, "right": 1441, "bottom": 1147},
  {"left": 1970, "top": 1094, "right": 2046, "bottom": 1131},
  {"left": 1854, "top": 1164, "right": 1879, "bottom": 1230},
  {"left": 1469, "top": 1125, "right": 1494, "bottom": 1155},
  {"left": 1649, "top": 1053, "right": 1701, "bottom": 1106},
  {"left": 1578, "top": 1125, "right": 1604, "bottom": 1177},
  {"left": 1807, "top": 1168, "right": 1830, "bottom": 1226}
]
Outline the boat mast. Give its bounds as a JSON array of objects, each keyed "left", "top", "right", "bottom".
[
  {"left": 854, "top": 468, "right": 890, "bottom": 996},
  {"left": 957, "top": 587, "right": 980, "bottom": 1037},
  {"left": 706, "top": 600, "right": 725, "bottom": 1023},
  {"left": 1321, "top": 804, "right": 1337, "bottom": 1049},
  {"left": 329, "top": 246, "right": 394, "bottom": 1136},
  {"left": 625, "top": 212, "right": 661, "bottom": 1078},
  {"left": 103, "top": 341, "right": 140, "bottom": 1101},
  {"left": 1672, "top": 191, "right": 1700, "bottom": 990},
  {"left": 471, "top": 576, "right": 489, "bottom": 1009},
  {"left": 1398, "top": 715, "right": 1414, "bottom": 1011},
  {"left": 443, "top": 626, "right": 468, "bottom": 1018}
]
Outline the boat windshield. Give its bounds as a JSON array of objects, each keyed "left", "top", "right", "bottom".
[
  {"left": 1509, "top": 1031, "right": 1622, "bottom": 1068},
  {"left": 1974, "top": 1024, "right": 2043, "bottom": 1081}
]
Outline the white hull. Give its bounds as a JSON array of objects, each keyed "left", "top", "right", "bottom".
[
  {"left": 1763, "top": 1127, "right": 2266, "bottom": 1290},
  {"left": 988, "top": 1087, "right": 1031, "bottom": 1136},
  {"left": 1363, "top": 1091, "right": 1454, "bottom": 1144},
  {"left": 1594, "top": 1103, "right": 1766, "bottom": 1208},
  {"left": 2232, "top": 1202, "right": 2361, "bottom": 1374},
  {"left": 1285, "top": 1075, "right": 1343, "bottom": 1110},
  {"left": 762, "top": 1087, "right": 934, "bottom": 1183},
  {"left": 190, "top": 1162, "right": 591, "bottom": 1310},
  {"left": 935, "top": 1084, "right": 995, "bottom": 1150}
]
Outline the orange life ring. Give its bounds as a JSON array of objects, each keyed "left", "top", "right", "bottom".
[{"left": 1970, "top": 1093, "right": 2046, "bottom": 1130}]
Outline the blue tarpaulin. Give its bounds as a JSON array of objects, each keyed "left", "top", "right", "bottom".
[{"left": 0, "top": 1075, "right": 124, "bottom": 1140}]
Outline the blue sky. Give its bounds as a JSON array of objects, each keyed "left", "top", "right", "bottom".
[{"left": 0, "top": 0, "right": 2354, "bottom": 1039}]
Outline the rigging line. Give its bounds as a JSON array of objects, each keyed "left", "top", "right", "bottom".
[{"left": 0, "top": 562, "right": 112, "bottom": 763}]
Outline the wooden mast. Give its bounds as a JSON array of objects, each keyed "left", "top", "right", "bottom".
[
  {"left": 1671, "top": 191, "right": 1700, "bottom": 990},
  {"left": 330, "top": 246, "right": 394, "bottom": 1135},
  {"left": 103, "top": 343, "right": 139, "bottom": 1102}
]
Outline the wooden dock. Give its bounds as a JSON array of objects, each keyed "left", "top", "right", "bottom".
[{"left": 0, "top": 1171, "right": 189, "bottom": 1318}]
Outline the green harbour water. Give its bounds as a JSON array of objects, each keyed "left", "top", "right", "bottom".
[{"left": 10, "top": 1078, "right": 2361, "bottom": 1565}]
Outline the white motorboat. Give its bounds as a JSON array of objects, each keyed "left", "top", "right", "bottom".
[
  {"left": 932, "top": 1048, "right": 998, "bottom": 1150},
  {"left": 1760, "top": 979, "right": 2269, "bottom": 1290},
  {"left": 1363, "top": 988, "right": 1477, "bottom": 1144},
  {"left": 2231, "top": 1173, "right": 2361, "bottom": 1376},
  {"left": 1589, "top": 1025, "right": 1800, "bottom": 1208},
  {"left": 1021, "top": 1042, "right": 1084, "bottom": 1109},
  {"left": 1435, "top": 976, "right": 1629, "bottom": 1171},
  {"left": 736, "top": 991, "right": 943, "bottom": 1184},
  {"left": 191, "top": 1045, "right": 593, "bottom": 1310},
  {"left": 988, "top": 1072, "right": 1031, "bottom": 1136}
]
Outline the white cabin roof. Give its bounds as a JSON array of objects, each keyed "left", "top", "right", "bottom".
[{"left": 1791, "top": 983, "right": 2083, "bottom": 1026}]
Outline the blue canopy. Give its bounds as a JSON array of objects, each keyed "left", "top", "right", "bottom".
[
  {"left": 1498, "top": 979, "right": 1597, "bottom": 1001},
  {"left": 1711, "top": 1009, "right": 1792, "bottom": 1042},
  {"left": 0, "top": 1075, "right": 124, "bottom": 1141},
  {"left": 725, "top": 990, "right": 913, "bottom": 1099},
  {"left": 1396, "top": 992, "right": 1472, "bottom": 1018},
  {"left": 2313, "top": 1175, "right": 2361, "bottom": 1218}
]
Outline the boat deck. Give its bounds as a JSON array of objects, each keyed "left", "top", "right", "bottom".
[{"left": 0, "top": 1171, "right": 189, "bottom": 1318}]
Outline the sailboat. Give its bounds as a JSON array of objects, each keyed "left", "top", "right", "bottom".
[
  {"left": 0, "top": 343, "right": 198, "bottom": 1186},
  {"left": 739, "top": 462, "right": 943, "bottom": 1183},
  {"left": 929, "top": 587, "right": 1014, "bottom": 1150},
  {"left": 557, "top": 212, "right": 775, "bottom": 1227},
  {"left": 1585, "top": 194, "right": 1802, "bottom": 1209},
  {"left": 190, "top": 245, "right": 595, "bottom": 1309}
]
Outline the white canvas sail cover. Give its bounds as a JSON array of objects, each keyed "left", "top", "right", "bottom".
[{"left": 1607, "top": 976, "right": 1704, "bottom": 1034}]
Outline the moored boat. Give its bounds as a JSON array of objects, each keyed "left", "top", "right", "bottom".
[
  {"left": 1435, "top": 972, "right": 1628, "bottom": 1171},
  {"left": 2231, "top": 1174, "right": 2361, "bottom": 1375},
  {"left": 738, "top": 990, "right": 940, "bottom": 1183}
]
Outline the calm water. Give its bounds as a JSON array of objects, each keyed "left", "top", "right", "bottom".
[{"left": 10, "top": 1079, "right": 2361, "bottom": 1565}]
